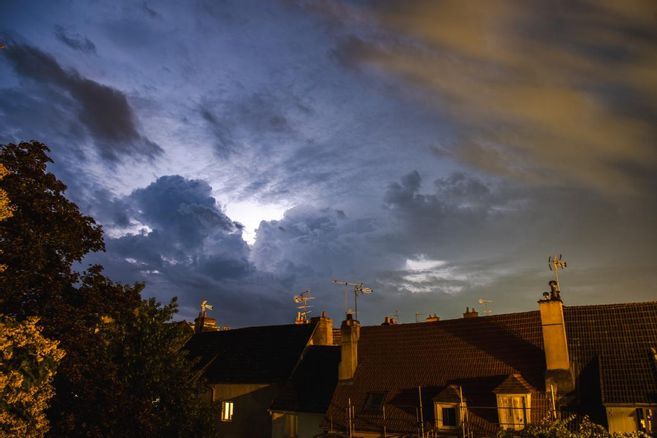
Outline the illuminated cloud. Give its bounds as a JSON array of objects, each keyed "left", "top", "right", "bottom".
[{"left": 327, "top": 0, "right": 657, "bottom": 193}]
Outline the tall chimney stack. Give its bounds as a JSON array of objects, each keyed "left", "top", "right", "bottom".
[
  {"left": 539, "top": 282, "right": 574, "bottom": 394},
  {"left": 310, "top": 312, "right": 333, "bottom": 346},
  {"left": 338, "top": 313, "right": 360, "bottom": 382}
]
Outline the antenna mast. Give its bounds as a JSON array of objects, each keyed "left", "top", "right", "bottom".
[
  {"left": 548, "top": 254, "right": 568, "bottom": 291},
  {"left": 293, "top": 290, "right": 314, "bottom": 324},
  {"left": 331, "top": 279, "right": 373, "bottom": 320},
  {"left": 478, "top": 298, "right": 493, "bottom": 315}
]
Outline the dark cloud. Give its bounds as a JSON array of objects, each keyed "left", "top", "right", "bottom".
[
  {"left": 54, "top": 25, "right": 96, "bottom": 54},
  {"left": 85, "top": 175, "right": 297, "bottom": 326},
  {"left": 2, "top": 43, "right": 161, "bottom": 162}
]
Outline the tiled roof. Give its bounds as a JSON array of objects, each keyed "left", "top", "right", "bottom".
[
  {"left": 326, "top": 301, "right": 657, "bottom": 434},
  {"left": 494, "top": 374, "right": 534, "bottom": 394},
  {"left": 564, "top": 302, "right": 657, "bottom": 404},
  {"left": 184, "top": 322, "right": 316, "bottom": 384},
  {"left": 270, "top": 345, "right": 340, "bottom": 413}
]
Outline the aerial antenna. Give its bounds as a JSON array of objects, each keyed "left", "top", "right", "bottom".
[
  {"left": 293, "top": 290, "right": 314, "bottom": 324},
  {"left": 548, "top": 254, "right": 568, "bottom": 292},
  {"left": 331, "top": 279, "right": 373, "bottom": 320},
  {"left": 478, "top": 298, "right": 493, "bottom": 315},
  {"left": 415, "top": 312, "right": 426, "bottom": 323},
  {"left": 200, "top": 299, "right": 213, "bottom": 318}
]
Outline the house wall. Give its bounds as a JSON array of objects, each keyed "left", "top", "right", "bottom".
[
  {"left": 212, "top": 383, "right": 280, "bottom": 438},
  {"left": 606, "top": 406, "right": 637, "bottom": 434},
  {"left": 271, "top": 412, "right": 325, "bottom": 438}
]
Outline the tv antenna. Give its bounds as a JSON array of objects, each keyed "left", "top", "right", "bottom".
[
  {"left": 331, "top": 279, "right": 373, "bottom": 320},
  {"left": 293, "top": 290, "right": 314, "bottom": 323},
  {"left": 200, "top": 299, "right": 213, "bottom": 318},
  {"left": 548, "top": 254, "right": 567, "bottom": 291},
  {"left": 478, "top": 298, "right": 493, "bottom": 315}
]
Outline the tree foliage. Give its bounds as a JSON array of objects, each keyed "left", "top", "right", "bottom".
[
  {"left": 0, "top": 163, "right": 13, "bottom": 273},
  {"left": 0, "top": 142, "right": 104, "bottom": 319},
  {"left": 497, "top": 415, "right": 650, "bottom": 438},
  {"left": 0, "top": 141, "right": 216, "bottom": 437},
  {"left": 0, "top": 316, "right": 65, "bottom": 438}
]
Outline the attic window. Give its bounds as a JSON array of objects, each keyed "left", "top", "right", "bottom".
[
  {"left": 363, "top": 392, "right": 386, "bottom": 412},
  {"left": 496, "top": 394, "right": 530, "bottom": 431},
  {"left": 435, "top": 403, "right": 460, "bottom": 429},
  {"left": 220, "top": 401, "right": 234, "bottom": 422}
]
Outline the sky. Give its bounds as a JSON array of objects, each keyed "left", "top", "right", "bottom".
[{"left": 1, "top": 0, "right": 656, "bottom": 327}]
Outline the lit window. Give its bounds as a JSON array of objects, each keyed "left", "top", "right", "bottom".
[
  {"left": 435, "top": 403, "right": 460, "bottom": 429},
  {"left": 496, "top": 394, "right": 530, "bottom": 430},
  {"left": 284, "top": 413, "right": 298, "bottom": 438},
  {"left": 220, "top": 401, "right": 234, "bottom": 422},
  {"left": 637, "top": 408, "right": 655, "bottom": 434}
]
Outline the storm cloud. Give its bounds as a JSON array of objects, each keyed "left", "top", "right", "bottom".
[
  {"left": 2, "top": 0, "right": 656, "bottom": 325},
  {"left": 2, "top": 43, "right": 161, "bottom": 162}
]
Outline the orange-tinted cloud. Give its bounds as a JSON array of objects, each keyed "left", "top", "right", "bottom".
[{"left": 331, "top": 0, "right": 657, "bottom": 194}]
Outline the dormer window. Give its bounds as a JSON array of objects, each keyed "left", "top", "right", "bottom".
[
  {"left": 435, "top": 402, "right": 460, "bottom": 429},
  {"left": 433, "top": 385, "right": 465, "bottom": 430},
  {"left": 493, "top": 374, "right": 534, "bottom": 431},
  {"left": 496, "top": 394, "right": 530, "bottom": 430}
]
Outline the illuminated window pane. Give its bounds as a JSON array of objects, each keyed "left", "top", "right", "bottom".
[{"left": 220, "top": 401, "right": 234, "bottom": 422}]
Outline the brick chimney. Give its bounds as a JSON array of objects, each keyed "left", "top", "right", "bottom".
[
  {"left": 310, "top": 312, "right": 333, "bottom": 346},
  {"left": 381, "top": 316, "right": 397, "bottom": 326},
  {"left": 338, "top": 313, "right": 360, "bottom": 382},
  {"left": 194, "top": 314, "right": 219, "bottom": 333},
  {"left": 539, "top": 282, "right": 574, "bottom": 394},
  {"left": 463, "top": 307, "right": 479, "bottom": 318},
  {"left": 425, "top": 313, "right": 440, "bottom": 322}
]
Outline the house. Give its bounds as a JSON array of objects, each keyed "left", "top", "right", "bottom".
[
  {"left": 184, "top": 311, "right": 335, "bottom": 438},
  {"left": 270, "top": 344, "right": 341, "bottom": 438},
  {"left": 325, "top": 292, "right": 657, "bottom": 436}
]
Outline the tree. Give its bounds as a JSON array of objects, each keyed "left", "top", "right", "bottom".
[
  {"left": 0, "top": 316, "right": 65, "bottom": 437},
  {"left": 497, "top": 415, "right": 650, "bottom": 438},
  {"left": 0, "top": 163, "right": 13, "bottom": 273},
  {"left": 0, "top": 141, "right": 216, "bottom": 436},
  {"left": 0, "top": 142, "right": 104, "bottom": 320}
]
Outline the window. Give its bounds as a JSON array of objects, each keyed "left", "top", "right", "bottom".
[
  {"left": 284, "top": 413, "right": 298, "bottom": 438},
  {"left": 435, "top": 403, "right": 460, "bottom": 429},
  {"left": 363, "top": 392, "right": 386, "bottom": 412},
  {"left": 637, "top": 408, "right": 655, "bottom": 434},
  {"left": 220, "top": 401, "right": 234, "bottom": 422},
  {"left": 442, "top": 407, "right": 457, "bottom": 427},
  {"left": 496, "top": 394, "right": 530, "bottom": 431}
]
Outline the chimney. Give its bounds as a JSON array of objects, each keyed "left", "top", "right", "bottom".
[
  {"left": 339, "top": 313, "right": 360, "bottom": 382},
  {"left": 381, "top": 316, "right": 397, "bottom": 326},
  {"left": 539, "top": 282, "right": 574, "bottom": 394},
  {"left": 310, "top": 311, "right": 333, "bottom": 346},
  {"left": 194, "top": 300, "right": 220, "bottom": 333},
  {"left": 425, "top": 313, "right": 440, "bottom": 322},
  {"left": 194, "top": 314, "right": 219, "bottom": 333},
  {"left": 463, "top": 307, "right": 479, "bottom": 318}
]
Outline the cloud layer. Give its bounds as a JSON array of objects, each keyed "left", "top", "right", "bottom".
[{"left": 2, "top": 0, "right": 656, "bottom": 326}]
